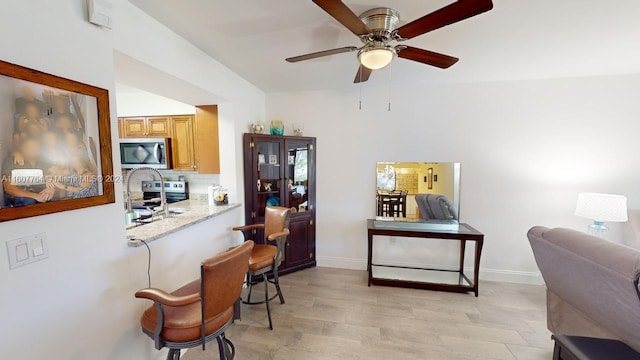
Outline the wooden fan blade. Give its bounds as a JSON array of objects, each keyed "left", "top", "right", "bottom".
[
  {"left": 397, "top": 46, "right": 459, "bottom": 69},
  {"left": 353, "top": 65, "right": 372, "bottom": 83},
  {"left": 395, "top": 0, "right": 493, "bottom": 40},
  {"left": 286, "top": 46, "right": 358, "bottom": 62},
  {"left": 313, "top": 0, "right": 370, "bottom": 36}
]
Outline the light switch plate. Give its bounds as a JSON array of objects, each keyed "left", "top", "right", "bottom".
[{"left": 6, "top": 233, "right": 49, "bottom": 269}]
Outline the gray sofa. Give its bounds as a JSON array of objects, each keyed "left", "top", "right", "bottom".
[{"left": 528, "top": 226, "right": 640, "bottom": 353}]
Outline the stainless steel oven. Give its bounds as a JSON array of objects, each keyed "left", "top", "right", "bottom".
[
  {"left": 141, "top": 180, "right": 189, "bottom": 205},
  {"left": 119, "top": 138, "right": 172, "bottom": 169}
]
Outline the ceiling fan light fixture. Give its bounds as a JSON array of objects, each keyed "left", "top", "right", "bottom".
[
  {"left": 286, "top": 0, "right": 494, "bottom": 83},
  {"left": 358, "top": 45, "right": 395, "bottom": 70}
]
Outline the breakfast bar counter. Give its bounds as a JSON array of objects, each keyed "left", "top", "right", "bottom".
[{"left": 126, "top": 199, "right": 241, "bottom": 246}]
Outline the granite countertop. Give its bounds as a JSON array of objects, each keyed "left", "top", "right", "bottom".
[{"left": 126, "top": 199, "right": 241, "bottom": 247}]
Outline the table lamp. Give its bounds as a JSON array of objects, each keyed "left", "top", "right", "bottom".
[{"left": 575, "top": 193, "right": 628, "bottom": 237}]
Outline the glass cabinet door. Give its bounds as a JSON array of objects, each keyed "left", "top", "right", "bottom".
[
  {"left": 253, "top": 139, "right": 283, "bottom": 218},
  {"left": 284, "top": 140, "right": 312, "bottom": 212}
]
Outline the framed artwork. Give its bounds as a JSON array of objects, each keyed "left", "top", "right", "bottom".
[
  {"left": 269, "top": 155, "right": 278, "bottom": 165},
  {"left": 0, "top": 60, "right": 115, "bottom": 222}
]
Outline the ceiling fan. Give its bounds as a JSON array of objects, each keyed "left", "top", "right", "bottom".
[{"left": 286, "top": 0, "right": 493, "bottom": 83}]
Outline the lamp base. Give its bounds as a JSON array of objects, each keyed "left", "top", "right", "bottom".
[{"left": 587, "top": 221, "right": 609, "bottom": 238}]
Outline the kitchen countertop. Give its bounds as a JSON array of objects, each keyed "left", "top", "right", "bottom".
[{"left": 126, "top": 199, "right": 241, "bottom": 247}]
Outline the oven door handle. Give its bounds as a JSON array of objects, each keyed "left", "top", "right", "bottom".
[{"left": 153, "top": 143, "right": 162, "bottom": 164}]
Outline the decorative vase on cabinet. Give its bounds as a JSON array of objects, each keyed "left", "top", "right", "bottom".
[{"left": 242, "top": 133, "right": 316, "bottom": 274}]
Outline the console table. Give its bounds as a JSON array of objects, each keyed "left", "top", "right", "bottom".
[{"left": 367, "top": 219, "right": 484, "bottom": 297}]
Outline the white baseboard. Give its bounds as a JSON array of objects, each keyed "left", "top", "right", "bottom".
[
  {"left": 478, "top": 267, "right": 543, "bottom": 285},
  {"left": 316, "top": 256, "right": 543, "bottom": 285},
  {"left": 316, "top": 256, "right": 367, "bottom": 270}
]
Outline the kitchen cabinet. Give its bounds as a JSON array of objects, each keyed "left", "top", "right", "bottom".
[
  {"left": 194, "top": 105, "right": 220, "bottom": 174},
  {"left": 242, "top": 133, "right": 316, "bottom": 275},
  {"left": 117, "top": 106, "right": 220, "bottom": 174},
  {"left": 170, "top": 115, "right": 196, "bottom": 171},
  {"left": 120, "top": 116, "right": 171, "bottom": 138}
]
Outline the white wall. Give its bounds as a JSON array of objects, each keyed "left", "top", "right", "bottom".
[
  {"left": 267, "top": 73, "right": 640, "bottom": 283},
  {"left": 0, "top": 1, "right": 264, "bottom": 359},
  {"left": 115, "top": 83, "right": 196, "bottom": 116}
]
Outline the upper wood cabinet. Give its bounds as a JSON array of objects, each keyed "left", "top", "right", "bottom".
[
  {"left": 117, "top": 106, "right": 220, "bottom": 174},
  {"left": 147, "top": 117, "right": 171, "bottom": 137},
  {"left": 170, "top": 115, "right": 196, "bottom": 171},
  {"left": 120, "top": 116, "right": 170, "bottom": 138},
  {"left": 194, "top": 105, "right": 220, "bottom": 174}
]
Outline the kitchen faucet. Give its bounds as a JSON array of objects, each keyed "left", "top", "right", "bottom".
[{"left": 125, "top": 167, "right": 170, "bottom": 219}]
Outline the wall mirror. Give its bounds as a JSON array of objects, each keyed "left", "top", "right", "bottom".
[{"left": 376, "top": 162, "right": 461, "bottom": 222}]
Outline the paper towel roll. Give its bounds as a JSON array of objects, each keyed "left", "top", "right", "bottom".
[{"left": 208, "top": 185, "right": 216, "bottom": 206}]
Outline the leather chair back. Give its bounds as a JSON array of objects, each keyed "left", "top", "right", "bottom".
[
  {"left": 264, "top": 206, "right": 291, "bottom": 240},
  {"left": 201, "top": 240, "right": 254, "bottom": 322}
]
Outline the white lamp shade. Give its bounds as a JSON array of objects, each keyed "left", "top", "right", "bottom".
[
  {"left": 359, "top": 48, "right": 394, "bottom": 70},
  {"left": 575, "top": 193, "right": 628, "bottom": 222}
]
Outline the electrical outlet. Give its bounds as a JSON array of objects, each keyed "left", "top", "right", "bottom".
[
  {"left": 127, "top": 237, "right": 143, "bottom": 247},
  {"left": 390, "top": 237, "right": 396, "bottom": 245}
]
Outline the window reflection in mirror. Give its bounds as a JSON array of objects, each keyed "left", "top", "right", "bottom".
[
  {"left": 376, "top": 162, "right": 460, "bottom": 222},
  {"left": 286, "top": 145, "right": 309, "bottom": 211}
]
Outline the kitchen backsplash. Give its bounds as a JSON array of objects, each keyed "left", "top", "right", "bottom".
[{"left": 122, "top": 169, "right": 220, "bottom": 195}]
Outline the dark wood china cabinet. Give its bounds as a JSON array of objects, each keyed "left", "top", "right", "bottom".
[{"left": 242, "top": 133, "right": 316, "bottom": 274}]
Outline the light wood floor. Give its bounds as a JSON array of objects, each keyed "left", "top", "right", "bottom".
[{"left": 183, "top": 267, "right": 552, "bottom": 360}]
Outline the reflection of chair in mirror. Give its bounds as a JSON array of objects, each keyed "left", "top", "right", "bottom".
[
  {"left": 376, "top": 190, "right": 407, "bottom": 217},
  {"left": 415, "top": 194, "right": 458, "bottom": 221},
  {"left": 376, "top": 191, "right": 387, "bottom": 216},
  {"left": 288, "top": 190, "right": 307, "bottom": 210},
  {"left": 388, "top": 190, "right": 407, "bottom": 217}
]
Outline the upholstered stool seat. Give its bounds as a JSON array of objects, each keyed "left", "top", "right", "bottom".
[{"left": 248, "top": 245, "right": 278, "bottom": 272}]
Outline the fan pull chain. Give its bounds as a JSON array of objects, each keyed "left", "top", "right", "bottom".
[
  {"left": 359, "top": 66, "right": 363, "bottom": 111},
  {"left": 388, "top": 63, "right": 392, "bottom": 112}
]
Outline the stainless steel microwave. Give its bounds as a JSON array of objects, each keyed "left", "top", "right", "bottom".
[{"left": 119, "top": 138, "right": 172, "bottom": 169}]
